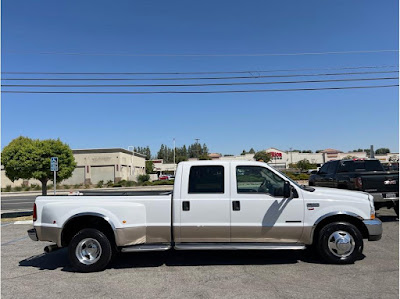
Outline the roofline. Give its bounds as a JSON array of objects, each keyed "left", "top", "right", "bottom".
[{"left": 72, "top": 148, "right": 146, "bottom": 158}]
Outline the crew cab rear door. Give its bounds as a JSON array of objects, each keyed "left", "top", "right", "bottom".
[{"left": 177, "top": 163, "right": 231, "bottom": 242}]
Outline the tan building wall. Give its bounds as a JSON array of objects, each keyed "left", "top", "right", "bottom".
[{"left": 1, "top": 148, "right": 146, "bottom": 188}]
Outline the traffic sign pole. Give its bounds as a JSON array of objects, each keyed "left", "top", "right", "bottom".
[{"left": 51, "top": 157, "right": 58, "bottom": 195}]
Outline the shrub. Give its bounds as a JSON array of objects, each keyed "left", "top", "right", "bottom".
[
  {"left": 96, "top": 180, "right": 104, "bottom": 188},
  {"left": 33, "top": 184, "right": 41, "bottom": 191},
  {"left": 119, "top": 180, "right": 127, "bottom": 187},
  {"left": 126, "top": 180, "right": 136, "bottom": 187},
  {"left": 106, "top": 180, "right": 114, "bottom": 187},
  {"left": 63, "top": 184, "right": 71, "bottom": 189},
  {"left": 5, "top": 185, "right": 12, "bottom": 192},
  {"left": 47, "top": 184, "right": 54, "bottom": 190},
  {"left": 138, "top": 174, "right": 150, "bottom": 183},
  {"left": 84, "top": 184, "right": 91, "bottom": 189},
  {"left": 14, "top": 186, "right": 23, "bottom": 192},
  {"left": 152, "top": 180, "right": 174, "bottom": 185},
  {"left": 23, "top": 186, "right": 31, "bottom": 191},
  {"left": 112, "top": 183, "right": 122, "bottom": 187},
  {"left": 73, "top": 184, "right": 82, "bottom": 189}
]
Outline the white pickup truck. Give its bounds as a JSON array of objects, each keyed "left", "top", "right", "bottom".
[{"left": 28, "top": 160, "right": 382, "bottom": 272}]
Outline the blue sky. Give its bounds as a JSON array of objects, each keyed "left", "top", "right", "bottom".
[{"left": 1, "top": 0, "right": 399, "bottom": 155}]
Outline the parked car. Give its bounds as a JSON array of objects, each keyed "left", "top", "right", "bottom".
[
  {"left": 309, "top": 159, "right": 399, "bottom": 215},
  {"left": 28, "top": 160, "right": 381, "bottom": 272},
  {"left": 158, "top": 175, "right": 170, "bottom": 180}
]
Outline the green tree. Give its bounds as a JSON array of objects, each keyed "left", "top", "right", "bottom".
[
  {"left": 342, "top": 155, "right": 358, "bottom": 160},
  {"left": 198, "top": 154, "right": 211, "bottom": 160},
  {"left": 253, "top": 151, "right": 272, "bottom": 163},
  {"left": 249, "top": 148, "right": 255, "bottom": 154},
  {"left": 296, "top": 159, "right": 316, "bottom": 171},
  {"left": 145, "top": 161, "right": 154, "bottom": 174},
  {"left": 1, "top": 136, "right": 76, "bottom": 195},
  {"left": 240, "top": 150, "right": 246, "bottom": 155},
  {"left": 375, "top": 148, "right": 390, "bottom": 155}
]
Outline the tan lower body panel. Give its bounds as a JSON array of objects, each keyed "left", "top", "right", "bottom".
[
  {"left": 178, "top": 226, "right": 230, "bottom": 242},
  {"left": 115, "top": 226, "right": 171, "bottom": 246},
  {"left": 176, "top": 225, "right": 309, "bottom": 243},
  {"left": 231, "top": 226, "right": 304, "bottom": 243},
  {"left": 36, "top": 226, "right": 62, "bottom": 246}
]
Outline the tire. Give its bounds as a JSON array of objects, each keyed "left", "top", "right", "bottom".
[
  {"left": 317, "top": 222, "right": 363, "bottom": 264},
  {"left": 68, "top": 228, "right": 113, "bottom": 272},
  {"left": 394, "top": 202, "right": 399, "bottom": 217}
]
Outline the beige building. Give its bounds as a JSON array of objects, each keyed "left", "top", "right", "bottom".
[
  {"left": 148, "top": 148, "right": 399, "bottom": 172},
  {"left": 1, "top": 148, "right": 146, "bottom": 188}
]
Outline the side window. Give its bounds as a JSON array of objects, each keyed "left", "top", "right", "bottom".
[
  {"left": 327, "top": 161, "right": 338, "bottom": 174},
  {"left": 236, "top": 166, "right": 284, "bottom": 197},
  {"left": 338, "top": 161, "right": 354, "bottom": 173},
  {"left": 319, "top": 163, "right": 329, "bottom": 174},
  {"left": 188, "top": 166, "right": 224, "bottom": 193}
]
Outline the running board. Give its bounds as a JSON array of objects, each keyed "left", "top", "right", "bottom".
[
  {"left": 174, "top": 243, "right": 306, "bottom": 251},
  {"left": 121, "top": 244, "right": 171, "bottom": 252}
]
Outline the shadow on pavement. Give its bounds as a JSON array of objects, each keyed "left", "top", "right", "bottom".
[{"left": 19, "top": 248, "right": 331, "bottom": 272}]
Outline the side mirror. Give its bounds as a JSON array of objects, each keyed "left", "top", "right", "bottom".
[{"left": 283, "top": 181, "right": 291, "bottom": 198}]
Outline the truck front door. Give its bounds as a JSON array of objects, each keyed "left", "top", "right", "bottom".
[
  {"left": 177, "top": 163, "right": 231, "bottom": 242},
  {"left": 230, "top": 163, "right": 304, "bottom": 243}
]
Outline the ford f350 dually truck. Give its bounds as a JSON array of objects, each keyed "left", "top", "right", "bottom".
[{"left": 28, "top": 160, "right": 382, "bottom": 272}]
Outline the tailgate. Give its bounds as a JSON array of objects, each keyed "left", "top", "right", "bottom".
[{"left": 361, "top": 173, "right": 399, "bottom": 193}]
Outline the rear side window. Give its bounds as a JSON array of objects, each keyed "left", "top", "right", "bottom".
[
  {"left": 189, "top": 166, "right": 224, "bottom": 193},
  {"left": 354, "top": 160, "right": 384, "bottom": 172},
  {"left": 338, "top": 161, "right": 354, "bottom": 172}
]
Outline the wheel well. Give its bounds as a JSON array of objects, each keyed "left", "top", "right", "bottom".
[
  {"left": 312, "top": 215, "right": 369, "bottom": 244},
  {"left": 61, "top": 215, "right": 116, "bottom": 247}
]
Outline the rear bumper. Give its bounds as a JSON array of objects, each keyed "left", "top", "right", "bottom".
[
  {"left": 27, "top": 228, "right": 38, "bottom": 241},
  {"left": 371, "top": 193, "right": 399, "bottom": 203},
  {"left": 363, "top": 219, "right": 383, "bottom": 241}
]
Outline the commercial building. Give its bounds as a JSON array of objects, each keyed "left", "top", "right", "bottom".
[
  {"left": 1, "top": 148, "right": 146, "bottom": 188},
  {"left": 149, "top": 148, "right": 399, "bottom": 174}
]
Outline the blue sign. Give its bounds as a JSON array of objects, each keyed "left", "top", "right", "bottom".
[{"left": 51, "top": 157, "right": 58, "bottom": 171}]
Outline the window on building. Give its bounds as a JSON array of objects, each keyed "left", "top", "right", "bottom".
[{"left": 188, "top": 166, "right": 224, "bottom": 193}]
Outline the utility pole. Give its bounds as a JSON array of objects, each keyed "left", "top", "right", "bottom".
[{"left": 173, "top": 138, "right": 176, "bottom": 174}]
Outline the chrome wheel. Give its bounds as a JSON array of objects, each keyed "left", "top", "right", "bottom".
[
  {"left": 75, "top": 238, "right": 102, "bottom": 265},
  {"left": 327, "top": 230, "right": 355, "bottom": 258}
]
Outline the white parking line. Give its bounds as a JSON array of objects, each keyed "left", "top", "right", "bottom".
[{"left": 14, "top": 220, "right": 33, "bottom": 225}]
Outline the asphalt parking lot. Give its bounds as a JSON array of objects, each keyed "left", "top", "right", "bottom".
[{"left": 1, "top": 209, "right": 398, "bottom": 299}]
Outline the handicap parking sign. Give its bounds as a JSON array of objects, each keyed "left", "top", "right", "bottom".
[{"left": 51, "top": 157, "right": 58, "bottom": 171}]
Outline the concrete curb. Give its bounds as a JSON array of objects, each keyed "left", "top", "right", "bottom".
[{"left": 1, "top": 210, "right": 33, "bottom": 218}]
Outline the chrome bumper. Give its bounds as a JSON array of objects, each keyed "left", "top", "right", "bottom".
[
  {"left": 27, "top": 228, "right": 38, "bottom": 241},
  {"left": 363, "top": 219, "right": 383, "bottom": 241}
]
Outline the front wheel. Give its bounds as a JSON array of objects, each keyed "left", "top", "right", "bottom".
[
  {"left": 317, "top": 222, "right": 363, "bottom": 264},
  {"left": 68, "top": 228, "right": 113, "bottom": 272}
]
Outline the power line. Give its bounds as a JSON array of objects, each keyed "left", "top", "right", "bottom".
[
  {"left": 4, "top": 49, "right": 399, "bottom": 57},
  {"left": 2, "top": 65, "right": 398, "bottom": 75},
  {"left": 2, "top": 84, "right": 397, "bottom": 94},
  {"left": 2, "top": 76, "right": 398, "bottom": 88},
  {"left": 2, "top": 71, "right": 398, "bottom": 81}
]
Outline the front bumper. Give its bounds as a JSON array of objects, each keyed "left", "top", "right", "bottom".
[
  {"left": 363, "top": 219, "right": 383, "bottom": 241},
  {"left": 27, "top": 228, "right": 38, "bottom": 241}
]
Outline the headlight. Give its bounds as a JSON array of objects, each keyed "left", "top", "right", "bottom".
[{"left": 368, "top": 194, "right": 375, "bottom": 219}]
